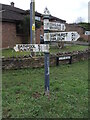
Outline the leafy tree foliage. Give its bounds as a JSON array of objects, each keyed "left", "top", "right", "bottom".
[{"left": 78, "top": 22, "right": 90, "bottom": 31}]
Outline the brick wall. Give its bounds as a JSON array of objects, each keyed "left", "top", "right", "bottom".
[
  {"left": 2, "top": 21, "right": 44, "bottom": 48},
  {"left": 80, "top": 34, "right": 89, "bottom": 41},
  {"left": 36, "top": 25, "right": 44, "bottom": 44},
  {"left": 66, "top": 24, "right": 85, "bottom": 35},
  {"left": 2, "top": 49, "right": 89, "bottom": 70},
  {"left": 2, "top": 22, "right": 23, "bottom": 48}
]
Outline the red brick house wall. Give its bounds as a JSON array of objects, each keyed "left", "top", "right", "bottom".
[
  {"left": 66, "top": 24, "right": 85, "bottom": 35},
  {"left": 36, "top": 25, "right": 44, "bottom": 44},
  {"left": 2, "top": 22, "right": 16, "bottom": 48},
  {"left": 2, "top": 22, "right": 26, "bottom": 48},
  {"left": 80, "top": 34, "right": 89, "bottom": 41},
  {"left": 1, "top": 21, "right": 44, "bottom": 48}
]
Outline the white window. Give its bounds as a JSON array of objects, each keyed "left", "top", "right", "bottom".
[
  {"left": 35, "top": 16, "right": 41, "bottom": 21},
  {"left": 85, "top": 31, "right": 90, "bottom": 35}
]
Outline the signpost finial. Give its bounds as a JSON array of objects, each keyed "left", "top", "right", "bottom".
[{"left": 44, "top": 7, "right": 50, "bottom": 15}]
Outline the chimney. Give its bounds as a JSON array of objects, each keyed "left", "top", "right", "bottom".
[{"left": 11, "top": 2, "right": 14, "bottom": 7}]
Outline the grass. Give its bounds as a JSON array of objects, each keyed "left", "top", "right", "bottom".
[
  {"left": 2, "top": 45, "right": 88, "bottom": 58},
  {"left": 2, "top": 60, "right": 88, "bottom": 118},
  {"left": 50, "top": 45, "right": 88, "bottom": 53},
  {"left": 2, "top": 48, "right": 31, "bottom": 58}
]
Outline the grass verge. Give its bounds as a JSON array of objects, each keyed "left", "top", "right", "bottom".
[{"left": 2, "top": 60, "right": 88, "bottom": 118}]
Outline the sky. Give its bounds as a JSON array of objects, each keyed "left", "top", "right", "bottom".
[{"left": 0, "top": 0, "right": 89, "bottom": 23}]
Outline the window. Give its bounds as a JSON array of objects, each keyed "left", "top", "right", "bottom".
[
  {"left": 35, "top": 16, "right": 41, "bottom": 21},
  {"left": 16, "top": 22, "right": 23, "bottom": 34}
]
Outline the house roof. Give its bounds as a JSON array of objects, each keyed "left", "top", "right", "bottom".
[
  {"left": 25, "top": 9, "right": 66, "bottom": 23},
  {"left": 0, "top": 3, "right": 43, "bottom": 22},
  {"left": 0, "top": 3, "right": 25, "bottom": 22},
  {"left": 25, "top": 10, "right": 42, "bottom": 17},
  {"left": 0, "top": 3, "right": 66, "bottom": 23},
  {"left": 67, "top": 23, "right": 86, "bottom": 30},
  {"left": 35, "top": 11, "right": 42, "bottom": 17},
  {"left": 2, "top": 3, "right": 25, "bottom": 14},
  {"left": 50, "top": 15, "right": 66, "bottom": 23}
]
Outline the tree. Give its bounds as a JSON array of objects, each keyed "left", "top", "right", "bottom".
[{"left": 78, "top": 22, "right": 90, "bottom": 31}]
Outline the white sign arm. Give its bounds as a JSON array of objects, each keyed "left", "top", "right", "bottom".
[{"left": 14, "top": 44, "right": 49, "bottom": 52}]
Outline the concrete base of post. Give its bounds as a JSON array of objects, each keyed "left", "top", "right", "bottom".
[
  {"left": 44, "top": 91, "right": 50, "bottom": 99},
  {"left": 44, "top": 90, "right": 50, "bottom": 96}
]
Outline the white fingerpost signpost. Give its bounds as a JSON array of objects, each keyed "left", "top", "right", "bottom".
[{"left": 43, "top": 8, "right": 80, "bottom": 43}]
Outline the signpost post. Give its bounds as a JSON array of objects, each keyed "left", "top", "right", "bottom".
[
  {"left": 44, "top": 52, "right": 50, "bottom": 95},
  {"left": 43, "top": 7, "right": 51, "bottom": 95}
]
